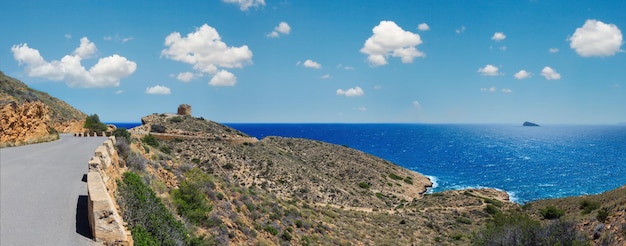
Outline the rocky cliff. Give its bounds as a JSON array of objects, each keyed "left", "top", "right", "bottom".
[
  {"left": 0, "top": 101, "right": 55, "bottom": 145},
  {"left": 0, "top": 71, "right": 86, "bottom": 132},
  {"left": 0, "top": 72, "right": 86, "bottom": 145}
]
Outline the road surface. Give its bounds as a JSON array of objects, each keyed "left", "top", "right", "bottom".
[{"left": 1, "top": 134, "right": 106, "bottom": 245}]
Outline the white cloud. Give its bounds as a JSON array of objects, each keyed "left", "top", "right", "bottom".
[
  {"left": 514, "top": 70, "right": 531, "bottom": 79},
  {"left": 481, "top": 87, "right": 497, "bottom": 92},
  {"left": 499, "top": 46, "right": 507, "bottom": 51},
  {"left": 417, "top": 23, "right": 430, "bottom": 31},
  {"left": 477, "top": 64, "right": 501, "bottom": 76},
  {"left": 412, "top": 100, "right": 421, "bottom": 109},
  {"left": 209, "top": 70, "right": 237, "bottom": 86},
  {"left": 103, "top": 34, "right": 134, "bottom": 43},
  {"left": 337, "top": 64, "right": 355, "bottom": 70},
  {"left": 222, "top": 0, "right": 265, "bottom": 11},
  {"left": 336, "top": 86, "right": 364, "bottom": 97},
  {"left": 502, "top": 88, "right": 513, "bottom": 93},
  {"left": 268, "top": 21, "right": 291, "bottom": 38},
  {"left": 176, "top": 72, "right": 197, "bottom": 82},
  {"left": 303, "top": 59, "right": 321, "bottom": 69},
  {"left": 541, "top": 66, "right": 561, "bottom": 80},
  {"left": 73, "top": 37, "right": 97, "bottom": 58},
  {"left": 373, "top": 85, "right": 382, "bottom": 90},
  {"left": 162, "top": 24, "right": 252, "bottom": 86},
  {"left": 321, "top": 74, "right": 331, "bottom": 79},
  {"left": 354, "top": 106, "right": 367, "bottom": 111},
  {"left": 549, "top": 48, "right": 559, "bottom": 53},
  {"left": 360, "top": 21, "right": 425, "bottom": 66},
  {"left": 64, "top": 34, "right": 72, "bottom": 39},
  {"left": 456, "top": 26, "right": 466, "bottom": 34},
  {"left": 11, "top": 38, "right": 136, "bottom": 88},
  {"left": 145, "top": 85, "right": 171, "bottom": 95},
  {"left": 491, "top": 32, "right": 506, "bottom": 41},
  {"left": 569, "top": 19, "right": 623, "bottom": 57},
  {"left": 115, "top": 90, "right": 124, "bottom": 95}
]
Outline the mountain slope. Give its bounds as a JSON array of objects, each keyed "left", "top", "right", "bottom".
[{"left": 0, "top": 71, "right": 85, "bottom": 124}]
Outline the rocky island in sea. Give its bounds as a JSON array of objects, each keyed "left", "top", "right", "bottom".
[{"left": 523, "top": 121, "right": 540, "bottom": 126}]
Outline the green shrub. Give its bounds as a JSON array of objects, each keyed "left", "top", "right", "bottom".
[
  {"left": 540, "top": 206, "right": 564, "bottom": 220},
  {"left": 358, "top": 182, "right": 371, "bottom": 189},
  {"left": 171, "top": 169, "right": 214, "bottom": 227},
  {"left": 281, "top": 231, "right": 292, "bottom": 241},
  {"left": 389, "top": 173, "right": 403, "bottom": 180},
  {"left": 579, "top": 199, "right": 600, "bottom": 214},
  {"left": 116, "top": 172, "right": 187, "bottom": 246},
  {"left": 112, "top": 128, "right": 131, "bottom": 142},
  {"left": 160, "top": 146, "right": 171, "bottom": 155},
  {"left": 484, "top": 204, "right": 501, "bottom": 215},
  {"left": 403, "top": 177, "right": 413, "bottom": 184},
  {"left": 596, "top": 208, "right": 609, "bottom": 223},
  {"left": 170, "top": 116, "right": 183, "bottom": 123},
  {"left": 84, "top": 114, "right": 107, "bottom": 133},
  {"left": 150, "top": 124, "right": 166, "bottom": 133},
  {"left": 264, "top": 225, "right": 278, "bottom": 235},
  {"left": 456, "top": 217, "right": 472, "bottom": 224},
  {"left": 483, "top": 198, "right": 503, "bottom": 207},
  {"left": 142, "top": 134, "right": 159, "bottom": 147}
]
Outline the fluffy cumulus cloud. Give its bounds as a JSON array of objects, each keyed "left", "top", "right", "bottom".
[
  {"left": 477, "top": 64, "right": 501, "bottom": 76},
  {"left": 321, "top": 74, "right": 331, "bottom": 79},
  {"left": 549, "top": 48, "right": 560, "bottom": 53},
  {"left": 491, "top": 32, "right": 506, "bottom": 41},
  {"left": 302, "top": 59, "right": 322, "bottom": 69},
  {"left": 501, "top": 88, "right": 513, "bottom": 93},
  {"left": 336, "top": 86, "right": 364, "bottom": 97},
  {"left": 162, "top": 24, "right": 252, "bottom": 86},
  {"left": 541, "top": 67, "right": 561, "bottom": 80},
  {"left": 145, "top": 85, "right": 171, "bottom": 95},
  {"left": 267, "top": 22, "right": 291, "bottom": 38},
  {"left": 417, "top": 23, "right": 430, "bottom": 31},
  {"left": 360, "top": 21, "right": 425, "bottom": 66},
  {"left": 569, "top": 19, "right": 623, "bottom": 57},
  {"left": 11, "top": 37, "right": 136, "bottom": 88},
  {"left": 176, "top": 72, "right": 198, "bottom": 82},
  {"left": 222, "top": 0, "right": 265, "bottom": 11},
  {"left": 209, "top": 70, "right": 237, "bottom": 86},
  {"left": 514, "top": 70, "right": 531, "bottom": 79}
]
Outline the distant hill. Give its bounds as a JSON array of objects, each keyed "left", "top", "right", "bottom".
[{"left": 0, "top": 71, "right": 85, "bottom": 124}]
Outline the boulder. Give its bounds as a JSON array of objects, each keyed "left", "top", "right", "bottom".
[{"left": 177, "top": 104, "right": 191, "bottom": 116}]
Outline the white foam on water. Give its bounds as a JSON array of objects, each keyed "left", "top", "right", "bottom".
[{"left": 424, "top": 175, "right": 438, "bottom": 193}]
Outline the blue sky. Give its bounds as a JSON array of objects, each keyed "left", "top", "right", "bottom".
[{"left": 1, "top": 0, "right": 624, "bottom": 124}]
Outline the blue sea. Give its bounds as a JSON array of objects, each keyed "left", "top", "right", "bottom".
[{"left": 111, "top": 122, "right": 626, "bottom": 204}]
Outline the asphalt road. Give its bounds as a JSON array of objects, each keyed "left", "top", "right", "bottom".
[{"left": 1, "top": 134, "right": 106, "bottom": 246}]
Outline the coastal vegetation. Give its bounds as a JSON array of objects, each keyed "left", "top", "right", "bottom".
[{"left": 107, "top": 112, "right": 626, "bottom": 244}]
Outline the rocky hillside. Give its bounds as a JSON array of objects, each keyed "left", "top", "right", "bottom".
[
  {"left": 137, "top": 113, "right": 433, "bottom": 210},
  {"left": 0, "top": 71, "right": 85, "bottom": 133},
  {"left": 115, "top": 111, "right": 520, "bottom": 245},
  {"left": 524, "top": 185, "right": 626, "bottom": 245}
]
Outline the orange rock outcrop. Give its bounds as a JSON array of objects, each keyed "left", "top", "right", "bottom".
[{"left": 1, "top": 101, "right": 52, "bottom": 144}]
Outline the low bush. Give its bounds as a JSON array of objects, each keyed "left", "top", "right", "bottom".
[
  {"left": 116, "top": 172, "right": 188, "bottom": 246},
  {"left": 160, "top": 146, "right": 171, "bottom": 155},
  {"left": 112, "top": 128, "right": 131, "bottom": 142},
  {"left": 389, "top": 173, "right": 403, "bottom": 181},
  {"left": 150, "top": 124, "right": 166, "bottom": 133},
  {"left": 171, "top": 169, "right": 214, "bottom": 227},
  {"left": 358, "top": 182, "right": 371, "bottom": 189},
  {"left": 142, "top": 134, "right": 159, "bottom": 148},
  {"left": 596, "top": 208, "right": 609, "bottom": 223},
  {"left": 579, "top": 199, "right": 600, "bottom": 214},
  {"left": 474, "top": 211, "right": 587, "bottom": 245},
  {"left": 170, "top": 116, "right": 183, "bottom": 123},
  {"left": 540, "top": 206, "right": 564, "bottom": 220},
  {"left": 484, "top": 204, "right": 500, "bottom": 215}
]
